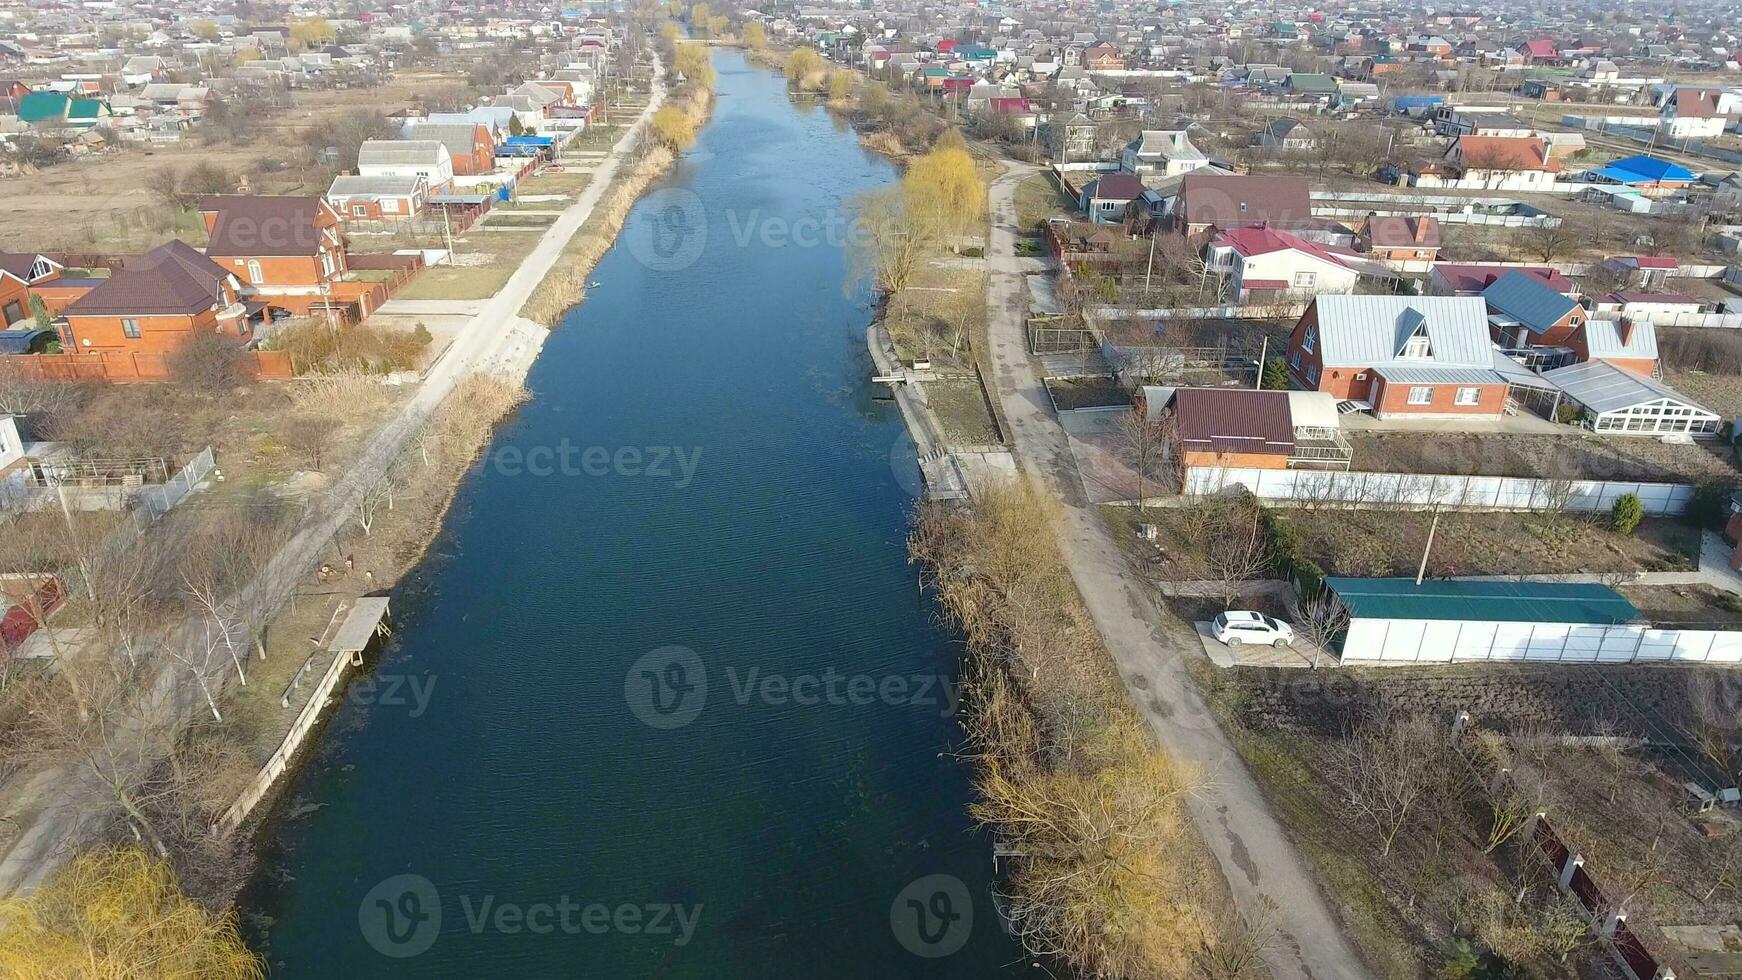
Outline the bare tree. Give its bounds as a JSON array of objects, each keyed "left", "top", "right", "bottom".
[
  {"left": 1332, "top": 704, "right": 1442, "bottom": 856},
  {"left": 1116, "top": 405, "right": 1170, "bottom": 508},
  {"left": 1289, "top": 591, "right": 1347, "bottom": 668},
  {"left": 1202, "top": 506, "right": 1269, "bottom": 607}
]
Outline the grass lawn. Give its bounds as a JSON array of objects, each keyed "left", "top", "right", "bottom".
[
  {"left": 515, "top": 169, "right": 595, "bottom": 197},
  {"left": 393, "top": 231, "right": 541, "bottom": 301},
  {"left": 884, "top": 263, "right": 986, "bottom": 368},
  {"left": 928, "top": 378, "right": 1000, "bottom": 447},
  {"left": 1013, "top": 171, "right": 1072, "bottom": 231},
  {"left": 483, "top": 213, "right": 558, "bottom": 228}
]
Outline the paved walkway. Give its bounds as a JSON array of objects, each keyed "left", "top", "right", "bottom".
[
  {"left": 983, "top": 162, "right": 1373, "bottom": 980},
  {"left": 0, "top": 61, "right": 669, "bottom": 899}
]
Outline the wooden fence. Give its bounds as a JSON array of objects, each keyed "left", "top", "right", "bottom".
[
  {"left": 1529, "top": 816, "right": 1672, "bottom": 980},
  {"left": 0, "top": 350, "right": 292, "bottom": 383}
]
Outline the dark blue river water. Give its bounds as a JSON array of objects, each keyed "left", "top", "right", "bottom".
[{"left": 243, "top": 51, "right": 1035, "bottom": 978}]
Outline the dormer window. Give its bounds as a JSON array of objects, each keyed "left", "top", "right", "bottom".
[{"left": 1401, "top": 335, "right": 1430, "bottom": 358}]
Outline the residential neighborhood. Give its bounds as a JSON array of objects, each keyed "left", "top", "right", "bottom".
[{"left": 9, "top": 0, "right": 1742, "bottom": 978}]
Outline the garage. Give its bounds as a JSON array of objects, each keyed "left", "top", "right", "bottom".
[{"left": 1325, "top": 577, "right": 1742, "bottom": 665}]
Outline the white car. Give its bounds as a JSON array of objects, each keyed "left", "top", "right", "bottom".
[{"left": 1211, "top": 611, "right": 1294, "bottom": 648}]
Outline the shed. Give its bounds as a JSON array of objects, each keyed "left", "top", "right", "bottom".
[{"left": 1326, "top": 577, "right": 1660, "bottom": 664}]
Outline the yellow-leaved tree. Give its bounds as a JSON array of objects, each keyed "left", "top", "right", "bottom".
[
  {"left": 784, "top": 48, "right": 823, "bottom": 85},
  {"left": 675, "top": 41, "right": 715, "bottom": 90},
  {"left": 742, "top": 21, "right": 766, "bottom": 50},
  {"left": 827, "top": 70, "right": 853, "bottom": 103},
  {"left": 289, "top": 17, "right": 335, "bottom": 51},
  {"left": 901, "top": 134, "right": 986, "bottom": 245},
  {"left": 651, "top": 105, "right": 698, "bottom": 150},
  {"left": 0, "top": 847, "right": 265, "bottom": 980}
]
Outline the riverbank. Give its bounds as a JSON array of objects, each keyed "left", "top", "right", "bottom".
[
  {"left": 0, "top": 48, "right": 673, "bottom": 912},
  {"left": 211, "top": 62, "right": 683, "bottom": 895}
]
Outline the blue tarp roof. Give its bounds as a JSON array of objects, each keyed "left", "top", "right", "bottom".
[
  {"left": 1327, "top": 577, "right": 1640, "bottom": 625},
  {"left": 1590, "top": 154, "right": 1696, "bottom": 184},
  {"left": 0, "top": 329, "right": 57, "bottom": 354},
  {"left": 1482, "top": 270, "right": 1578, "bottom": 334},
  {"left": 504, "top": 135, "right": 555, "bottom": 146}
]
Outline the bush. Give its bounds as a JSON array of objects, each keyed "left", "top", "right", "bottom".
[
  {"left": 167, "top": 331, "right": 248, "bottom": 393},
  {"left": 1686, "top": 481, "right": 1732, "bottom": 530},
  {"left": 1658, "top": 327, "right": 1742, "bottom": 373},
  {"left": 1261, "top": 357, "right": 1290, "bottom": 391},
  {"left": 1553, "top": 403, "right": 1583, "bottom": 425},
  {"left": 265, "top": 321, "right": 431, "bottom": 375},
  {"left": 1611, "top": 493, "right": 1644, "bottom": 534}
]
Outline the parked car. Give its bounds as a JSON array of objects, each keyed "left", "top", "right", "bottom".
[{"left": 1211, "top": 611, "right": 1294, "bottom": 648}]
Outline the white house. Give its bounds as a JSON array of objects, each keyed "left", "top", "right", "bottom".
[
  {"left": 356, "top": 140, "right": 455, "bottom": 192},
  {"left": 1660, "top": 87, "right": 1728, "bottom": 139},
  {"left": 1207, "top": 225, "right": 1363, "bottom": 302},
  {"left": 1118, "top": 129, "right": 1210, "bottom": 177}
]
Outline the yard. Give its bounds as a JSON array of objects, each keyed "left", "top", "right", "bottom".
[
  {"left": 391, "top": 230, "right": 543, "bottom": 301},
  {"left": 926, "top": 376, "right": 1000, "bottom": 447},
  {"left": 882, "top": 263, "right": 987, "bottom": 370},
  {"left": 1197, "top": 660, "right": 1742, "bottom": 980},
  {"left": 1272, "top": 510, "right": 1701, "bottom": 579},
  {"left": 1347, "top": 430, "right": 1742, "bottom": 484},
  {"left": 1012, "top": 171, "right": 1073, "bottom": 231}
]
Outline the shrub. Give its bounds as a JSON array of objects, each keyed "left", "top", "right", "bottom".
[
  {"left": 1553, "top": 403, "right": 1583, "bottom": 425},
  {"left": 1261, "top": 357, "right": 1289, "bottom": 391},
  {"left": 167, "top": 331, "right": 248, "bottom": 393},
  {"left": 1611, "top": 493, "right": 1644, "bottom": 534}
]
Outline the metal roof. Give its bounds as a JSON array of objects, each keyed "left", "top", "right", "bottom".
[
  {"left": 1543, "top": 360, "right": 1713, "bottom": 416},
  {"left": 358, "top": 140, "right": 449, "bottom": 166},
  {"left": 1327, "top": 577, "right": 1639, "bottom": 624},
  {"left": 1482, "top": 270, "right": 1578, "bottom": 335},
  {"left": 1311, "top": 295, "right": 1494, "bottom": 369},
  {"left": 1581, "top": 319, "right": 1658, "bottom": 360},
  {"left": 1371, "top": 364, "right": 1508, "bottom": 385}
]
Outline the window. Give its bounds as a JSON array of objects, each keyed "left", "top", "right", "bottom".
[
  {"left": 1454, "top": 387, "right": 1480, "bottom": 406},
  {"left": 1401, "top": 335, "right": 1430, "bottom": 358},
  {"left": 122, "top": 318, "right": 141, "bottom": 339},
  {"left": 1407, "top": 386, "right": 1433, "bottom": 405},
  {"left": 1307, "top": 363, "right": 1320, "bottom": 383},
  {"left": 1570, "top": 315, "right": 1582, "bottom": 327},
  {"left": 352, "top": 204, "right": 368, "bottom": 217},
  {"left": 1292, "top": 271, "right": 1316, "bottom": 289},
  {"left": 1301, "top": 325, "right": 1316, "bottom": 354},
  {"left": 1289, "top": 350, "right": 1301, "bottom": 369},
  {"left": 246, "top": 261, "right": 263, "bottom": 284},
  {"left": 382, "top": 199, "right": 400, "bottom": 214},
  {"left": 2, "top": 301, "right": 20, "bottom": 325},
  {"left": 321, "top": 251, "right": 336, "bottom": 277}
]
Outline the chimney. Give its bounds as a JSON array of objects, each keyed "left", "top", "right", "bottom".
[
  {"left": 1540, "top": 137, "right": 1551, "bottom": 167},
  {"left": 1414, "top": 216, "right": 1431, "bottom": 243},
  {"left": 1618, "top": 317, "right": 1635, "bottom": 347}
]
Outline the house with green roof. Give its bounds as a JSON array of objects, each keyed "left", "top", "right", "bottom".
[
  {"left": 17, "top": 91, "right": 110, "bottom": 129},
  {"left": 1284, "top": 72, "right": 1339, "bottom": 101}
]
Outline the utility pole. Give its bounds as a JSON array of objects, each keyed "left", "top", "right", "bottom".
[
  {"left": 442, "top": 205, "right": 455, "bottom": 257},
  {"left": 1143, "top": 233, "right": 1157, "bottom": 294},
  {"left": 1415, "top": 507, "right": 1441, "bottom": 585},
  {"left": 1253, "top": 336, "right": 1267, "bottom": 389}
]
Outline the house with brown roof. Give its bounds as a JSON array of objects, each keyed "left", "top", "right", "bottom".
[
  {"left": 198, "top": 196, "right": 360, "bottom": 318},
  {"left": 402, "top": 122, "right": 495, "bottom": 176},
  {"left": 1660, "top": 88, "right": 1726, "bottom": 139},
  {"left": 1419, "top": 136, "right": 1561, "bottom": 192},
  {"left": 1143, "top": 387, "right": 1351, "bottom": 474},
  {"left": 1168, "top": 174, "right": 1313, "bottom": 235},
  {"left": 1081, "top": 43, "right": 1123, "bottom": 70},
  {"left": 59, "top": 241, "right": 247, "bottom": 355},
  {"left": 1357, "top": 215, "right": 1442, "bottom": 261}
]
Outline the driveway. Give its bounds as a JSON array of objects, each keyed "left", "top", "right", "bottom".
[{"left": 983, "top": 163, "right": 1373, "bottom": 980}]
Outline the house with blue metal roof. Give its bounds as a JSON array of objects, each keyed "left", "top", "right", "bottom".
[
  {"left": 1482, "top": 270, "right": 1586, "bottom": 351},
  {"left": 1583, "top": 155, "right": 1697, "bottom": 190}
]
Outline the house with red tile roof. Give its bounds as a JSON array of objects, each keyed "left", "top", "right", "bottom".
[
  {"left": 1426, "top": 136, "right": 1561, "bottom": 191},
  {"left": 1207, "top": 225, "right": 1370, "bottom": 301},
  {"left": 1516, "top": 39, "right": 1559, "bottom": 64},
  {"left": 1661, "top": 88, "right": 1726, "bottom": 139}
]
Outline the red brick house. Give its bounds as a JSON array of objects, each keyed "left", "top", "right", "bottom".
[
  {"left": 1286, "top": 295, "right": 1509, "bottom": 419},
  {"left": 0, "top": 252, "right": 64, "bottom": 326},
  {"left": 1356, "top": 215, "right": 1442, "bottom": 261},
  {"left": 199, "top": 196, "right": 367, "bottom": 318},
  {"left": 59, "top": 241, "right": 247, "bottom": 355},
  {"left": 1082, "top": 43, "right": 1123, "bottom": 70}
]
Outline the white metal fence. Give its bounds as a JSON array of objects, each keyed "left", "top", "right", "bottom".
[
  {"left": 1185, "top": 466, "right": 1695, "bottom": 515},
  {"left": 134, "top": 446, "right": 215, "bottom": 521},
  {"left": 1342, "top": 619, "right": 1742, "bottom": 664}
]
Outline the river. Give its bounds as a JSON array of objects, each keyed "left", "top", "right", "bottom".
[{"left": 243, "top": 50, "right": 1036, "bottom": 978}]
